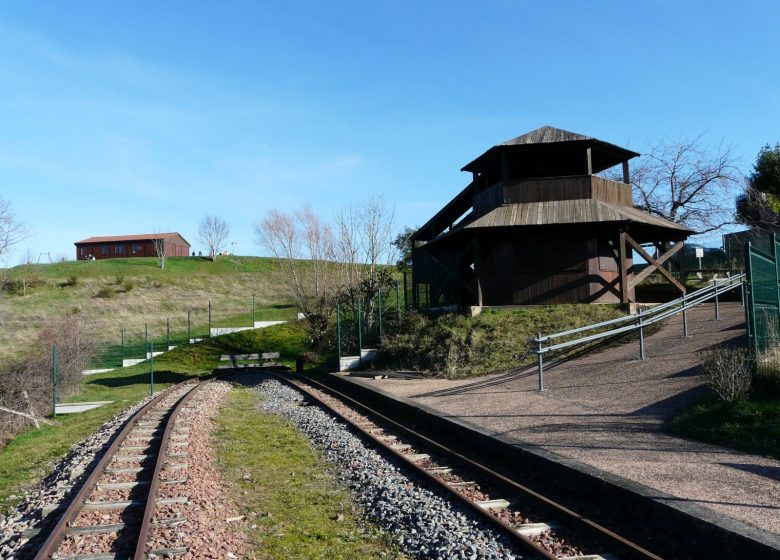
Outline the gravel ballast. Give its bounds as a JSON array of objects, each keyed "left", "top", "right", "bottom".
[
  {"left": 0, "top": 396, "right": 154, "bottom": 559},
  {"left": 246, "top": 374, "right": 522, "bottom": 560}
]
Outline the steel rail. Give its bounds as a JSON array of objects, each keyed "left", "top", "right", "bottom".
[
  {"left": 133, "top": 381, "right": 206, "bottom": 559},
  {"left": 266, "top": 370, "right": 662, "bottom": 560},
  {"left": 32, "top": 382, "right": 196, "bottom": 560}
]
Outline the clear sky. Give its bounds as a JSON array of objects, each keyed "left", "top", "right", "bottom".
[{"left": 2, "top": 1, "right": 779, "bottom": 263}]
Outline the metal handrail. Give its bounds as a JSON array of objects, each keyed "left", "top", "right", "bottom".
[{"left": 532, "top": 273, "right": 745, "bottom": 390}]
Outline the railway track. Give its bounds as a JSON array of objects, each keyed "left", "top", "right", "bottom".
[
  {"left": 32, "top": 380, "right": 207, "bottom": 560},
  {"left": 269, "top": 371, "right": 664, "bottom": 560}
]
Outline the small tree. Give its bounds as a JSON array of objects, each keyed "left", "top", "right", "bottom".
[
  {"left": 198, "top": 215, "right": 230, "bottom": 261},
  {"left": 334, "top": 196, "right": 396, "bottom": 331},
  {"left": 392, "top": 225, "right": 417, "bottom": 270},
  {"left": 152, "top": 231, "right": 167, "bottom": 269},
  {"left": 736, "top": 143, "right": 780, "bottom": 229},
  {"left": 0, "top": 197, "right": 25, "bottom": 260},
  {"left": 257, "top": 207, "right": 340, "bottom": 347}
]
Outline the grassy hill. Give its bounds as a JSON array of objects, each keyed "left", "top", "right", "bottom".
[{"left": 0, "top": 256, "right": 293, "bottom": 362}]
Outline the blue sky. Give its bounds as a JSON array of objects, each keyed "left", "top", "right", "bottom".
[{"left": 2, "top": 1, "right": 779, "bottom": 262}]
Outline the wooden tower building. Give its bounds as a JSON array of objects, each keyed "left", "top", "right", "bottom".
[{"left": 411, "top": 126, "right": 692, "bottom": 309}]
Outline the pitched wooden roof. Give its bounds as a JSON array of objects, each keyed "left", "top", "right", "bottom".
[
  {"left": 462, "top": 126, "right": 640, "bottom": 173},
  {"left": 460, "top": 199, "right": 690, "bottom": 231},
  {"left": 75, "top": 232, "right": 191, "bottom": 246}
]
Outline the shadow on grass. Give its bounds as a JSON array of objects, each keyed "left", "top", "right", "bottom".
[{"left": 84, "top": 370, "right": 195, "bottom": 388}]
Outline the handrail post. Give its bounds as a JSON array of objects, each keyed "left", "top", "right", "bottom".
[
  {"left": 740, "top": 278, "right": 745, "bottom": 308},
  {"left": 682, "top": 293, "right": 689, "bottom": 338},
  {"left": 638, "top": 314, "right": 645, "bottom": 360},
  {"left": 536, "top": 333, "right": 545, "bottom": 391},
  {"left": 714, "top": 279, "right": 721, "bottom": 320}
]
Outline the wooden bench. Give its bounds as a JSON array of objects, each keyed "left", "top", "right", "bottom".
[{"left": 219, "top": 352, "right": 281, "bottom": 368}]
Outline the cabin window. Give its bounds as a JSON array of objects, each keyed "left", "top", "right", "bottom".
[
  {"left": 101, "top": 245, "right": 109, "bottom": 255},
  {"left": 115, "top": 244, "right": 124, "bottom": 255},
  {"left": 80, "top": 247, "right": 85, "bottom": 256},
  {"left": 132, "top": 244, "right": 139, "bottom": 253}
]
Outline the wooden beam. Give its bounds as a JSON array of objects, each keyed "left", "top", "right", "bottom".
[
  {"left": 625, "top": 236, "right": 685, "bottom": 293},
  {"left": 474, "top": 238, "right": 483, "bottom": 307},
  {"left": 619, "top": 231, "right": 630, "bottom": 303},
  {"left": 586, "top": 147, "right": 593, "bottom": 175},
  {"left": 622, "top": 161, "right": 630, "bottom": 184}
]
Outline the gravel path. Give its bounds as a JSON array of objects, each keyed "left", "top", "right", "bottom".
[
  {"left": 243, "top": 374, "right": 522, "bottom": 560},
  {"left": 0, "top": 396, "right": 154, "bottom": 559},
  {"left": 348, "top": 302, "right": 780, "bottom": 540}
]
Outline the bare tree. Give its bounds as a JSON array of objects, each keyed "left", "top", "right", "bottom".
[
  {"left": 198, "top": 215, "right": 230, "bottom": 261},
  {"left": 334, "top": 196, "right": 396, "bottom": 329},
  {"left": 256, "top": 207, "right": 339, "bottom": 346},
  {"left": 619, "top": 135, "right": 742, "bottom": 234},
  {"left": 151, "top": 231, "right": 167, "bottom": 269},
  {"left": 0, "top": 197, "right": 25, "bottom": 260}
]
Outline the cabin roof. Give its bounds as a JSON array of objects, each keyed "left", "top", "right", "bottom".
[
  {"left": 74, "top": 232, "right": 191, "bottom": 246},
  {"left": 461, "top": 126, "right": 640, "bottom": 173},
  {"left": 422, "top": 199, "right": 692, "bottom": 245}
]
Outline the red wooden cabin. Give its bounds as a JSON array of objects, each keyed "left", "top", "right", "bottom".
[{"left": 74, "top": 232, "right": 191, "bottom": 260}]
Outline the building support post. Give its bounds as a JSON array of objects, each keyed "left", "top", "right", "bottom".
[
  {"left": 619, "top": 232, "right": 630, "bottom": 304},
  {"left": 622, "top": 160, "right": 630, "bottom": 184},
  {"left": 586, "top": 146, "right": 593, "bottom": 175}
]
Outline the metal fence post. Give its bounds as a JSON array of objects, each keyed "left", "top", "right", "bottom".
[
  {"left": 52, "top": 345, "right": 57, "bottom": 417},
  {"left": 149, "top": 343, "right": 155, "bottom": 396},
  {"left": 252, "top": 294, "right": 256, "bottom": 326},
  {"left": 166, "top": 317, "right": 170, "bottom": 349},
  {"left": 208, "top": 300, "right": 212, "bottom": 337},
  {"left": 357, "top": 299, "right": 363, "bottom": 363},
  {"left": 536, "top": 333, "right": 545, "bottom": 391},
  {"left": 187, "top": 308, "right": 191, "bottom": 343},
  {"left": 638, "top": 314, "right": 645, "bottom": 360},
  {"left": 396, "top": 280, "right": 401, "bottom": 321},
  {"left": 120, "top": 328, "right": 124, "bottom": 366},
  {"left": 336, "top": 303, "right": 341, "bottom": 368},
  {"left": 682, "top": 293, "right": 689, "bottom": 338},
  {"left": 378, "top": 289, "right": 383, "bottom": 339}
]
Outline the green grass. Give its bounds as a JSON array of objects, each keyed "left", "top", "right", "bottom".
[
  {"left": 0, "top": 256, "right": 296, "bottom": 362},
  {"left": 214, "top": 388, "right": 406, "bottom": 559},
  {"left": 670, "top": 394, "right": 780, "bottom": 459},
  {"left": 0, "top": 321, "right": 312, "bottom": 515},
  {"left": 381, "top": 304, "right": 628, "bottom": 378}
]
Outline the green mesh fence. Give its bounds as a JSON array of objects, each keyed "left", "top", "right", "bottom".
[
  {"left": 336, "top": 281, "right": 405, "bottom": 365},
  {"left": 746, "top": 237, "right": 780, "bottom": 355}
]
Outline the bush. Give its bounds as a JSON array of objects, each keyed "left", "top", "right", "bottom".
[
  {"left": 64, "top": 275, "right": 78, "bottom": 287},
  {"left": 0, "top": 316, "right": 97, "bottom": 445},
  {"left": 96, "top": 286, "right": 116, "bottom": 299},
  {"left": 702, "top": 346, "right": 753, "bottom": 404},
  {"left": 115, "top": 274, "right": 124, "bottom": 285},
  {"left": 123, "top": 281, "right": 134, "bottom": 292}
]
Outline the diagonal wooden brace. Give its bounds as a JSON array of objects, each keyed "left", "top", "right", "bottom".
[{"left": 625, "top": 236, "right": 685, "bottom": 293}]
